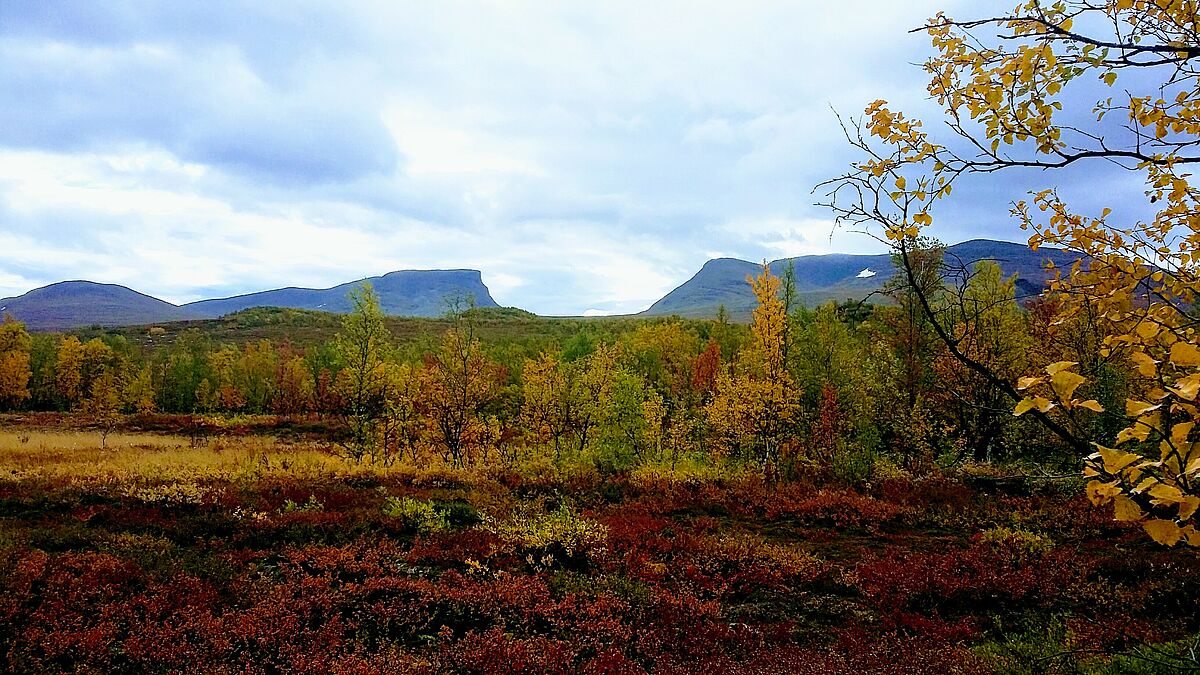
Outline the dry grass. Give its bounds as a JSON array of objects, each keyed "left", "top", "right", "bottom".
[
  {"left": 0, "top": 430, "right": 343, "bottom": 484},
  {"left": 0, "top": 430, "right": 489, "bottom": 489}
]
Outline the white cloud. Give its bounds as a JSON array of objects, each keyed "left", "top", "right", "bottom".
[
  {"left": 0, "top": 0, "right": 997, "bottom": 315},
  {"left": 383, "top": 105, "right": 545, "bottom": 177}
]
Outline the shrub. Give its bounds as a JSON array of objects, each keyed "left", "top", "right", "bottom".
[
  {"left": 280, "top": 495, "right": 324, "bottom": 513},
  {"left": 123, "top": 481, "right": 222, "bottom": 506},
  {"left": 483, "top": 503, "right": 607, "bottom": 563},
  {"left": 382, "top": 496, "right": 449, "bottom": 533},
  {"left": 977, "top": 526, "right": 1053, "bottom": 563},
  {"left": 831, "top": 446, "right": 876, "bottom": 485}
]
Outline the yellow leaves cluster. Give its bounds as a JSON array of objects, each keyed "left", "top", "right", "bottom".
[
  {"left": 747, "top": 264, "right": 788, "bottom": 378},
  {"left": 842, "top": 0, "right": 1200, "bottom": 546},
  {"left": 706, "top": 265, "right": 802, "bottom": 468},
  {"left": 1015, "top": 361, "right": 1104, "bottom": 415},
  {"left": 519, "top": 345, "right": 620, "bottom": 454},
  {"left": 706, "top": 370, "right": 801, "bottom": 462},
  {"left": 1017, "top": 348, "right": 1200, "bottom": 545},
  {"left": 0, "top": 316, "right": 32, "bottom": 409},
  {"left": 1085, "top": 426, "right": 1200, "bottom": 547},
  {"left": 1078, "top": 328, "right": 1200, "bottom": 546}
]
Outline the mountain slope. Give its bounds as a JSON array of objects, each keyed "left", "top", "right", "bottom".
[
  {"left": 185, "top": 269, "right": 499, "bottom": 319},
  {"left": 644, "top": 239, "right": 1080, "bottom": 318},
  {"left": 0, "top": 281, "right": 201, "bottom": 332}
]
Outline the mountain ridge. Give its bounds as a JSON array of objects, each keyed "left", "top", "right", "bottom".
[
  {"left": 0, "top": 239, "right": 1082, "bottom": 331},
  {"left": 642, "top": 239, "right": 1081, "bottom": 319},
  {"left": 0, "top": 269, "right": 500, "bottom": 332},
  {"left": 184, "top": 269, "right": 498, "bottom": 318}
]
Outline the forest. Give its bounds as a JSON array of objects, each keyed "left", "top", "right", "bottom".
[
  {"left": 4, "top": 1, "right": 1200, "bottom": 672},
  {"left": 0, "top": 261, "right": 1085, "bottom": 474}
]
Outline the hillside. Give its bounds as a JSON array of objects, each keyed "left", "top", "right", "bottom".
[
  {"left": 0, "top": 281, "right": 200, "bottom": 332},
  {"left": 643, "top": 239, "right": 1081, "bottom": 318},
  {"left": 185, "top": 269, "right": 499, "bottom": 319},
  {"left": 80, "top": 306, "right": 710, "bottom": 360}
]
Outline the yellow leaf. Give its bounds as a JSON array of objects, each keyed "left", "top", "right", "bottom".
[
  {"left": 1185, "top": 525, "right": 1200, "bottom": 547},
  {"left": 1046, "top": 361, "right": 1078, "bottom": 377},
  {"left": 1116, "top": 427, "right": 1141, "bottom": 445},
  {"left": 1095, "top": 445, "right": 1144, "bottom": 474},
  {"left": 1144, "top": 519, "right": 1183, "bottom": 546},
  {"left": 1051, "top": 370, "right": 1086, "bottom": 400},
  {"left": 1086, "top": 479, "right": 1120, "bottom": 505},
  {"left": 1102, "top": 72, "right": 1117, "bottom": 86},
  {"left": 1169, "top": 374, "right": 1200, "bottom": 401},
  {"left": 1126, "top": 400, "right": 1160, "bottom": 417},
  {"left": 1130, "top": 352, "right": 1157, "bottom": 377},
  {"left": 895, "top": 176, "right": 906, "bottom": 190},
  {"left": 1014, "top": 397, "right": 1036, "bottom": 416},
  {"left": 1179, "top": 496, "right": 1200, "bottom": 521},
  {"left": 1148, "top": 482, "right": 1185, "bottom": 504},
  {"left": 1172, "top": 421, "right": 1194, "bottom": 445},
  {"left": 1113, "top": 495, "right": 1144, "bottom": 521},
  {"left": 1017, "top": 376, "right": 1043, "bottom": 390},
  {"left": 1077, "top": 400, "right": 1105, "bottom": 413},
  {"left": 1170, "top": 342, "right": 1200, "bottom": 367}
]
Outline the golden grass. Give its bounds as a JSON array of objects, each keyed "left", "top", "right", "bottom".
[
  {"left": 0, "top": 430, "right": 735, "bottom": 496},
  {"left": 0, "top": 430, "right": 353, "bottom": 484},
  {"left": 0, "top": 430, "right": 490, "bottom": 490}
]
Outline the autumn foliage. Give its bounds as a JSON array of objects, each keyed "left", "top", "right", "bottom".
[{"left": 825, "top": 1, "right": 1200, "bottom": 547}]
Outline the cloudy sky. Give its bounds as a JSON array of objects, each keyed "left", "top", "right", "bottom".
[{"left": 0, "top": 1, "right": 1140, "bottom": 315}]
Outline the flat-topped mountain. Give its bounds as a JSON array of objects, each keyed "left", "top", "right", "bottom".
[
  {"left": 643, "top": 239, "right": 1081, "bottom": 318},
  {"left": 0, "top": 281, "right": 201, "bottom": 332},
  {"left": 0, "top": 270, "right": 501, "bottom": 332},
  {"left": 185, "top": 269, "right": 498, "bottom": 319}
]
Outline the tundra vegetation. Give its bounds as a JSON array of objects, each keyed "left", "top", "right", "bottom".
[{"left": 3, "top": 2, "right": 1200, "bottom": 672}]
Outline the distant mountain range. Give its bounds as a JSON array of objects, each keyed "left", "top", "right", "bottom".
[
  {"left": 183, "top": 269, "right": 497, "bottom": 318},
  {"left": 0, "top": 239, "right": 1080, "bottom": 332},
  {"left": 642, "top": 239, "right": 1081, "bottom": 318},
  {"left": 0, "top": 270, "right": 499, "bottom": 332}
]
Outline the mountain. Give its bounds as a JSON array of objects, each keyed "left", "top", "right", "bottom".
[
  {"left": 184, "top": 269, "right": 499, "bottom": 319},
  {"left": 0, "top": 270, "right": 501, "bottom": 332},
  {"left": 0, "top": 281, "right": 201, "bottom": 332},
  {"left": 643, "top": 239, "right": 1081, "bottom": 318}
]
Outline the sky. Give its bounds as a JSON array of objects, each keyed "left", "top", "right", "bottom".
[{"left": 0, "top": 1, "right": 1144, "bottom": 315}]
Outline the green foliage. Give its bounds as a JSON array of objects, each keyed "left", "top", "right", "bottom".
[
  {"left": 831, "top": 445, "right": 876, "bottom": 485},
  {"left": 974, "top": 622, "right": 1200, "bottom": 674},
  {"left": 978, "top": 526, "right": 1053, "bottom": 562},
  {"left": 333, "top": 284, "right": 393, "bottom": 461},
  {"left": 382, "top": 496, "right": 450, "bottom": 533},
  {"left": 483, "top": 503, "right": 607, "bottom": 557},
  {"left": 280, "top": 495, "right": 324, "bottom": 513}
]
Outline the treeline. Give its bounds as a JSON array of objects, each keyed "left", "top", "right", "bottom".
[{"left": 0, "top": 257, "right": 1124, "bottom": 472}]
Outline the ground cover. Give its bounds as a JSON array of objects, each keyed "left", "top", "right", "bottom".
[{"left": 1, "top": 428, "right": 1197, "bottom": 674}]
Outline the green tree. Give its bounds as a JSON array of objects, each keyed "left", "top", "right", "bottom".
[
  {"left": 930, "top": 261, "right": 1035, "bottom": 461},
  {"left": 83, "top": 370, "right": 124, "bottom": 448},
  {"left": 333, "top": 284, "right": 393, "bottom": 461},
  {"left": 421, "top": 327, "right": 503, "bottom": 467}
]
